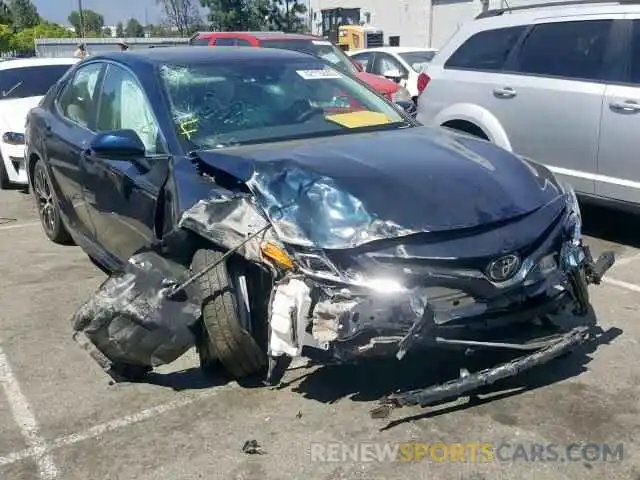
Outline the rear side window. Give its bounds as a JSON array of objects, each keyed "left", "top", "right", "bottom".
[
  {"left": 444, "top": 26, "right": 525, "bottom": 71},
  {"left": 214, "top": 38, "right": 237, "bottom": 46},
  {"left": 190, "top": 37, "right": 211, "bottom": 46},
  {"left": 513, "top": 20, "right": 612, "bottom": 81},
  {"left": 628, "top": 20, "right": 640, "bottom": 83}
]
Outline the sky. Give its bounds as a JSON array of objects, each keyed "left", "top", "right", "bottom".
[{"left": 34, "top": 0, "right": 167, "bottom": 27}]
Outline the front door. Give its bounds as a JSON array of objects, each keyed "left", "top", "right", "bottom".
[
  {"left": 596, "top": 17, "right": 640, "bottom": 204},
  {"left": 83, "top": 63, "right": 169, "bottom": 263},
  {"left": 47, "top": 61, "right": 104, "bottom": 238}
]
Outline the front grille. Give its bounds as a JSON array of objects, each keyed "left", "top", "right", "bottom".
[{"left": 366, "top": 32, "right": 383, "bottom": 47}]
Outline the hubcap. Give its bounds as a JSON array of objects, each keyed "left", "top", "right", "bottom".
[{"left": 33, "top": 164, "right": 56, "bottom": 236}]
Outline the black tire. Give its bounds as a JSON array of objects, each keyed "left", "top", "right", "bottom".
[
  {"left": 0, "top": 156, "right": 10, "bottom": 190},
  {"left": 191, "top": 248, "right": 267, "bottom": 379},
  {"left": 569, "top": 269, "right": 590, "bottom": 316},
  {"left": 31, "top": 157, "right": 72, "bottom": 244}
]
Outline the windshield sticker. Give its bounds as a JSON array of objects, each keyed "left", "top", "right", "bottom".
[
  {"left": 324, "top": 111, "right": 393, "bottom": 129},
  {"left": 312, "top": 40, "right": 332, "bottom": 46},
  {"left": 296, "top": 68, "right": 343, "bottom": 80},
  {"left": 177, "top": 115, "right": 199, "bottom": 139}
]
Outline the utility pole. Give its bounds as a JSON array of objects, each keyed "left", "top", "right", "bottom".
[
  {"left": 285, "top": 0, "right": 291, "bottom": 32},
  {"left": 78, "top": 0, "right": 86, "bottom": 37}
]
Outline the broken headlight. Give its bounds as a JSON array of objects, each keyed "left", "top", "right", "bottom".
[{"left": 293, "top": 250, "right": 407, "bottom": 293}]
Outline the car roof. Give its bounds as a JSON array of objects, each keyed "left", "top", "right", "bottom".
[
  {"left": 350, "top": 47, "right": 438, "bottom": 54},
  {"left": 0, "top": 57, "right": 78, "bottom": 70},
  {"left": 195, "top": 31, "right": 326, "bottom": 41},
  {"left": 85, "top": 46, "right": 320, "bottom": 67},
  {"left": 472, "top": 2, "right": 640, "bottom": 28}
]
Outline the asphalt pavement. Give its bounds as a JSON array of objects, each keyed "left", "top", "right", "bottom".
[{"left": 0, "top": 188, "right": 639, "bottom": 480}]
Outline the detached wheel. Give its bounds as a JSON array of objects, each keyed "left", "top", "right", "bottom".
[
  {"left": 0, "top": 156, "right": 10, "bottom": 189},
  {"left": 31, "top": 158, "right": 72, "bottom": 244},
  {"left": 191, "top": 248, "right": 267, "bottom": 379}
]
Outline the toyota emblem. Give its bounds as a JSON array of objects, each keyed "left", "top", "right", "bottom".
[{"left": 487, "top": 254, "right": 521, "bottom": 282}]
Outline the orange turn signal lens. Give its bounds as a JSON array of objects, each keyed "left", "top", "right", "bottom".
[{"left": 260, "top": 242, "right": 294, "bottom": 270}]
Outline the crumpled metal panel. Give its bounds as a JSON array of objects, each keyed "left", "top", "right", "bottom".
[
  {"left": 248, "top": 165, "right": 414, "bottom": 249},
  {"left": 71, "top": 251, "right": 201, "bottom": 371},
  {"left": 178, "top": 192, "right": 275, "bottom": 263}
]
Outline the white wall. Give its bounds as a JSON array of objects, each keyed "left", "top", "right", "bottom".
[{"left": 309, "top": 0, "right": 568, "bottom": 49}]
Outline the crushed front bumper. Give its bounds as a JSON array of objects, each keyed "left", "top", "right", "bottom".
[{"left": 370, "top": 324, "right": 591, "bottom": 419}]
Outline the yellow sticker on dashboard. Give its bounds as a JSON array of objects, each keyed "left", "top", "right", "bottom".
[{"left": 324, "top": 111, "right": 393, "bottom": 129}]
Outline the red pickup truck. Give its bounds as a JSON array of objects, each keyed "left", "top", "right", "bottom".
[{"left": 189, "top": 31, "right": 412, "bottom": 103}]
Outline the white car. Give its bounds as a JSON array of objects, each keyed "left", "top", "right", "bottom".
[
  {"left": 348, "top": 47, "right": 438, "bottom": 101},
  {"left": 0, "top": 57, "right": 78, "bottom": 189}
]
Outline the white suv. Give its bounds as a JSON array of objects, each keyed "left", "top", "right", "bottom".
[{"left": 416, "top": 1, "right": 640, "bottom": 209}]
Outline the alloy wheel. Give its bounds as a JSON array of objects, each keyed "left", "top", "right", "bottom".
[{"left": 33, "top": 163, "right": 57, "bottom": 237}]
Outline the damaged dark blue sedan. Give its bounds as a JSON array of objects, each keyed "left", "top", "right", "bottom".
[{"left": 25, "top": 47, "right": 615, "bottom": 416}]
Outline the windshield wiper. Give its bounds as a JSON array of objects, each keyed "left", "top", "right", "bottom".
[{"left": 2, "top": 81, "right": 22, "bottom": 98}]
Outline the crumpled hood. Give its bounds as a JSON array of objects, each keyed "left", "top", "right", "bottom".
[
  {"left": 355, "top": 71, "right": 399, "bottom": 94},
  {"left": 0, "top": 96, "right": 43, "bottom": 133},
  {"left": 196, "top": 126, "right": 563, "bottom": 249}
]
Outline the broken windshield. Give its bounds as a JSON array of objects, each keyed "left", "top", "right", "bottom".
[{"left": 158, "top": 58, "right": 408, "bottom": 150}]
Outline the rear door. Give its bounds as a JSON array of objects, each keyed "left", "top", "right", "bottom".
[
  {"left": 494, "top": 16, "right": 624, "bottom": 195},
  {"left": 84, "top": 63, "right": 170, "bottom": 263},
  {"left": 47, "top": 61, "right": 105, "bottom": 238},
  {"left": 596, "top": 16, "right": 640, "bottom": 204}
]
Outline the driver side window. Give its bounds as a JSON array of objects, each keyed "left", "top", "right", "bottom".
[
  {"left": 57, "top": 63, "right": 103, "bottom": 129},
  {"left": 96, "top": 65, "right": 164, "bottom": 154}
]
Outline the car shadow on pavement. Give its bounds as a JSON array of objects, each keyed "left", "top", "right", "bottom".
[
  {"left": 286, "top": 323, "right": 622, "bottom": 430},
  {"left": 143, "top": 367, "right": 230, "bottom": 391},
  {"left": 581, "top": 201, "right": 640, "bottom": 249}
]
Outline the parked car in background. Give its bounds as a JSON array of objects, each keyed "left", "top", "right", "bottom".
[
  {"left": 0, "top": 57, "right": 78, "bottom": 189},
  {"left": 416, "top": 2, "right": 640, "bottom": 210},
  {"left": 189, "top": 31, "right": 413, "bottom": 104},
  {"left": 348, "top": 46, "right": 438, "bottom": 102}
]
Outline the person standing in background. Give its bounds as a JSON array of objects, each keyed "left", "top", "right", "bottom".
[{"left": 74, "top": 43, "right": 87, "bottom": 59}]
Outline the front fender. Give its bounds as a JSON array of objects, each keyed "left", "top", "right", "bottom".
[{"left": 431, "top": 103, "right": 512, "bottom": 151}]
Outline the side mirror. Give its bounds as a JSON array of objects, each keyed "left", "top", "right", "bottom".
[
  {"left": 90, "top": 129, "right": 146, "bottom": 158},
  {"left": 394, "top": 100, "right": 417, "bottom": 118},
  {"left": 353, "top": 60, "right": 364, "bottom": 72}
]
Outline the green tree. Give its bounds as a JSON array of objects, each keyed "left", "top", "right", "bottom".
[
  {"left": 11, "top": 21, "right": 72, "bottom": 54},
  {"left": 201, "top": 0, "right": 270, "bottom": 31},
  {"left": 0, "top": 1, "right": 11, "bottom": 24},
  {"left": 102, "top": 26, "right": 112, "bottom": 37},
  {"left": 9, "top": 0, "right": 39, "bottom": 29},
  {"left": 68, "top": 9, "right": 104, "bottom": 36},
  {"left": 125, "top": 18, "right": 144, "bottom": 37},
  {"left": 156, "top": 0, "right": 201, "bottom": 36},
  {"left": 272, "top": 0, "right": 307, "bottom": 33},
  {"left": 115, "top": 21, "right": 124, "bottom": 37}
]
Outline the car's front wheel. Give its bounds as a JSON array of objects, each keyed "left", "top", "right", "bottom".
[
  {"left": 31, "top": 158, "right": 72, "bottom": 244},
  {"left": 191, "top": 248, "right": 268, "bottom": 379}
]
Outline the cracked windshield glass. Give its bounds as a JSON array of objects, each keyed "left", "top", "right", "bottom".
[{"left": 159, "top": 57, "right": 408, "bottom": 150}]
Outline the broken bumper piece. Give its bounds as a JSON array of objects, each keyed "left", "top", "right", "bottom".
[{"left": 370, "top": 325, "right": 591, "bottom": 419}]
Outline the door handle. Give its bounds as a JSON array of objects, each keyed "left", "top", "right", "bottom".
[
  {"left": 493, "top": 87, "right": 517, "bottom": 98},
  {"left": 609, "top": 100, "right": 640, "bottom": 113}
]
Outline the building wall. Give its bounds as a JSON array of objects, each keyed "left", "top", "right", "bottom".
[{"left": 308, "top": 0, "right": 566, "bottom": 49}]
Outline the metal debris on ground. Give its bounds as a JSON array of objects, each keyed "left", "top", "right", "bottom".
[{"left": 242, "top": 440, "right": 266, "bottom": 455}]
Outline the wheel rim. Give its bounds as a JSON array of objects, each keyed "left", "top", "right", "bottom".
[{"left": 33, "top": 164, "right": 57, "bottom": 236}]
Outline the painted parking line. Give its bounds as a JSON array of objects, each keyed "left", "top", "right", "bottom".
[
  {"left": 0, "top": 384, "right": 235, "bottom": 470},
  {"left": 602, "top": 276, "right": 640, "bottom": 294},
  {"left": 0, "top": 347, "right": 58, "bottom": 479},
  {"left": 0, "top": 221, "right": 41, "bottom": 231}
]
